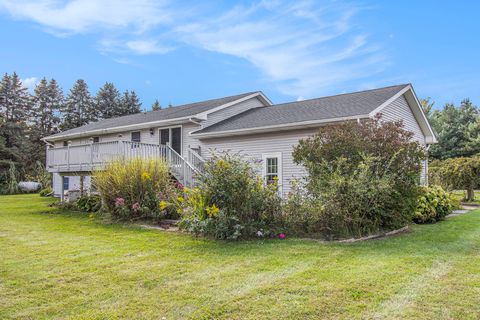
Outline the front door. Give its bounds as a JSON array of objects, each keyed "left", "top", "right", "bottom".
[{"left": 159, "top": 127, "right": 182, "bottom": 155}]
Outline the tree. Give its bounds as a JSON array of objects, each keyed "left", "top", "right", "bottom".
[
  {"left": 430, "top": 155, "right": 480, "bottom": 201},
  {"left": 151, "top": 99, "right": 162, "bottom": 111},
  {"left": 420, "top": 97, "right": 435, "bottom": 119},
  {"left": 96, "top": 82, "right": 122, "bottom": 119},
  {"left": 427, "top": 99, "right": 480, "bottom": 159},
  {"left": 0, "top": 72, "right": 31, "bottom": 122},
  {"left": 32, "top": 78, "right": 63, "bottom": 136},
  {"left": 62, "top": 79, "right": 95, "bottom": 130},
  {"left": 120, "top": 90, "right": 142, "bottom": 115}
]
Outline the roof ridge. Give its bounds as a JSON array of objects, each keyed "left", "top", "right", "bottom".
[{"left": 265, "top": 83, "right": 410, "bottom": 109}]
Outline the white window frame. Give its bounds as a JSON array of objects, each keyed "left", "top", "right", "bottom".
[{"left": 262, "top": 152, "right": 282, "bottom": 194}]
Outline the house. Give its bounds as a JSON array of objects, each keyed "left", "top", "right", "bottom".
[{"left": 43, "top": 84, "right": 436, "bottom": 199}]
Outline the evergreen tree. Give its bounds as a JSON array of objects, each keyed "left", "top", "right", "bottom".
[
  {"left": 96, "top": 82, "right": 121, "bottom": 119},
  {"left": 428, "top": 99, "right": 480, "bottom": 159},
  {"left": 120, "top": 90, "right": 142, "bottom": 115},
  {"left": 32, "top": 78, "right": 63, "bottom": 136},
  {"left": 151, "top": 99, "right": 162, "bottom": 111},
  {"left": 62, "top": 79, "right": 95, "bottom": 130},
  {"left": 0, "top": 72, "right": 31, "bottom": 122}
]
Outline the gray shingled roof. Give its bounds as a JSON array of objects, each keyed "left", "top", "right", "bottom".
[
  {"left": 193, "top": 84, "right": 409, "bottom": 135},
  {"left": 46, "top": 91, "right": 258, "bottom": 139}
]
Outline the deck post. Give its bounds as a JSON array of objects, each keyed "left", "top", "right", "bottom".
[
  {"left": 60, "top": 175, "right": 65, "bottom": 202},
  {"left": 80, "top": 175, "right": 85, "bottom": 197},
  {"left": 67, "top": 141, "right": 71, "bottom": 171}
]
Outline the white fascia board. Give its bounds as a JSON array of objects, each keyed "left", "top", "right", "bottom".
[
  {"left": 190, "top": 114, "right": 369, "bottom": 139},
  {"left": 42, "top": 116, "right": 194, "bottom": 142},
  {"left": 369, "top": 84, "right": 437, "bottom": 144}
]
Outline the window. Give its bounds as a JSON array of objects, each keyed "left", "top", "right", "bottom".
[
  {"left": 265, "top": 157, "right": 278, "bottom": 184},
  {"left": 262, "top": 153, "right": 282, "bottom": 192},
  {"left": 63, "top": 176, "right": 69, "bottom": 191},
  {"left": 92, "top": 136, "right": 100, "bottom": 143},
  {"left": 131, "top": 132, "right": 141, "bottom": 142},
  {"left": 63, "top": 141, "right": 68, "bottom": 147}
]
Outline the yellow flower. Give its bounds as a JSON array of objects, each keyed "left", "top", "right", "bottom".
[
  {"left": 177, "top": 196, "right": 184, "bottom": 203},
  {"left": 141, "top": 172, "right": 152, "bottom": 181},
  {"left": 159, "top": 200, "right": 167, "bottom": 211},
  {"left": 206, "top": 204, "right": 219, "bottom": 217}
]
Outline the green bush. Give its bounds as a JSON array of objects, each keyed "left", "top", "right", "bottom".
[
  {"left": 93, "top": 158, "right": 180, "bottom": 221},
  {"left": 414, "top": 186, "right": 456, "bottom": 223},
  {"left": 177, "top": 153, "right": 282, "bottom": 240},
  {"left": 39, "top": 187, "right": 53, "bottom": 197},
  {"left": 76, "top": 195, "right": 102, "bottom": 212},
  {"left": 288, "top": 116, "right": 425, "bottom": 239}
]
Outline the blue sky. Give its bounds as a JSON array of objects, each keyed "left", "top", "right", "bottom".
[{"left": 0, "top": 0, "right": 478, "bottom": 110}]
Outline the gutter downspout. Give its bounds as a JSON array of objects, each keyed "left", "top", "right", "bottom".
[{"left": 188, "top": 117, "right": 203, "bottom": 126}]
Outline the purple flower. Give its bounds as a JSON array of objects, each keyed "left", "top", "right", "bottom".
[
  {"left": 132, "top": 202, "right": 141, "bottom": 212},
  {"left": 278, "top": 233, "right": 286, "bottom": 240},
  {"left": 114, "top": 197, "right": 125, "bottom": 207}
]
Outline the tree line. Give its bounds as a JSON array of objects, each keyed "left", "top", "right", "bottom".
[
  {"left": 421, "top": 98, "right": 480, "bottom": 159},
  {"left": 0, "top": 72, "right": 162, "bottom": 192}
]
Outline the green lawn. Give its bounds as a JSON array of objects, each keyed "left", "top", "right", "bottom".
[
  {"left": 450, "top": 190, "right": 480, "bottom": 205},
  {"left": 1, "top": 195, "right": 480, "bottom": 319}
]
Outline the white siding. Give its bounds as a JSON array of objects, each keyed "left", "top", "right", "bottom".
[
  {"left": 199, "top": 128, "right": 320, "bottom": 196},
  {"left": 380, "top": 95, "right": 426, "bottom": 145},
  {"left": 379, "top": 94, "right": 428, "bottom": 184},
  {"left": 202, "top": 97, "right": 265, "bottom": 128},
  {"left": 52, "top": 173, "right": 92, "bottom": 197}
]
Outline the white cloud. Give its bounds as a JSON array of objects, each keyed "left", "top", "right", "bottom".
[
  {"left": 22, "top": 77, "right": 38, "bottom": 91},
  {"left": 125, "top": 40, "right": 174, "bottom": 55},
  {"left": 175, "top": 1, "right": 387, "bottom": 97},
  {"left": 1, "top": 0, "right": 388, "bottom": 98},
  {"left": 0, "top": 0, "right": 171, "bottom": 34}
]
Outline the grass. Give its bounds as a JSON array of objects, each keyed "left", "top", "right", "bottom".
[
  {"left": 1, "top": 195, "right": 480, "bottom": 319},
  {"left": 450, "top": 189, "right": 480, "bottom": 205}
]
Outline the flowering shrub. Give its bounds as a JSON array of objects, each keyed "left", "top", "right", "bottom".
[
  {"left": 178, "top": 152, "right": 283, "bottom": 240},
  {"left": 414, "top": 186, "right": 457, "bottom": 223},
  {"left": 94, "top": 158, "right": 180, "bottom": 220}
]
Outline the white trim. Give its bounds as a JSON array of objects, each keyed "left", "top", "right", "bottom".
[
  {"left": 190, "top": 114, "right": 369, "bottom": 138},
  {"left": 369, "top": 84, "right": 437, "bottom": 144},
  {"left": 262, "top": 152, "right": 283, "bottom": 195},
  {"left": 43, "top": 116, "right": 194, "bottom": 142}
]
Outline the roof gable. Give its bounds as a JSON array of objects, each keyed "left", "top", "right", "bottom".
[{"left": 193, "top": 84, "right": 410, "bottom": 136}]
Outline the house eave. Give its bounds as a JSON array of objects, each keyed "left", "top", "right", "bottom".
[
  {"left": 42, "top": 116, "right": 196, "bottom": 142},
  {"left": 190, "top": 114, "right": 370, "bottom": 139}
]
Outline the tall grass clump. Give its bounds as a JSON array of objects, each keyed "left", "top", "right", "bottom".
[{"left": 94, "top": 158, "right": 180, "bottom": 220}]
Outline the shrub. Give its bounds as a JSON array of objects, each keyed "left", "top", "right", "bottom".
[
  {"left": 93, "top": 158, "right": 180, "bottom": 220},
  {"left": 289, "top": 116, "right": 425, "bottom": 239},
  {"left": 178, "top": 152, "right": 282, "bottom": 240},
  {"left": 414, "top": 186, "right": 456, "bottom": 223},
  {"left": 39, "top": 187, "right": 53, "bottom": 197},
  {"left": 76, "top": 195, "right": 102, "bottom": 212}
]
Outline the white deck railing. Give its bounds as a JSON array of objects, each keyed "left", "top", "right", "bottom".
[{"left": 46, "top": 141, "right": 203, "bottom": 187}]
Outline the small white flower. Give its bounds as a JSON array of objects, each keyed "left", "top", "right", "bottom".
[{"left": 257, "top": 230, "right": 263, "bottom": 237}]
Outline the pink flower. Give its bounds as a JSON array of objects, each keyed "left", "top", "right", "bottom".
[
  {"left": 132, "top": 202, "right": 141, "bottom": 212},
  {"left": 114, "top": 197, "right": 125, "bottom": 207},
  {"left": 278, "top": 233, "right": 286, "bottom": 240}
]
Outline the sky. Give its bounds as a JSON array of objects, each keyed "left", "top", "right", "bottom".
[{"left": 0, "top": 0, "right": 478, "bottom": 110}]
